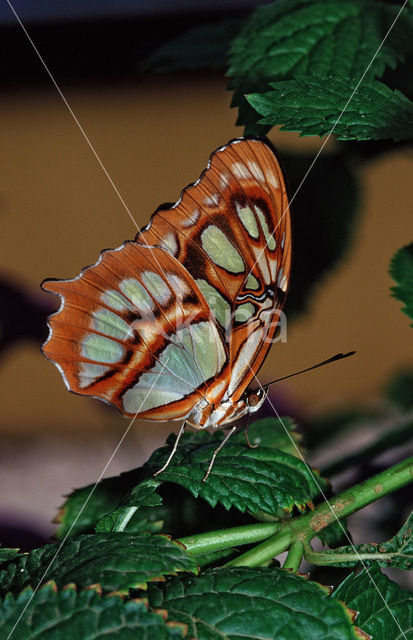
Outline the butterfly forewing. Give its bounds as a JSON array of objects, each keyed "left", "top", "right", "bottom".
[
  {"left": 137, "top": 138, "right": 291, "bottom": 403},
  {"left": 43, "top": 137, "right": 291, "bottom": 425}
]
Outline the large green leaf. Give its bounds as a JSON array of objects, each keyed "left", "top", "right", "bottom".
[
  {"left": 334, "top": 563, "right": 413, "bottom": 639},
  {"left": 98, "top": 428, "right": 326, "bottom": 533},
  {"left": 228, "top": 0, "right": 410, "bottom": 134},
  {"left": 0, "top": 532, "right": 198, "bottom": 596},
  {"left": 248, "top": 76, "right": 413, "bottom": 141},
  {"left": 315, "top": 511, "right": 413, "bottom": 570},
  {"left": 148, "top": 567, "right": 364, "bottom": 640},
  {"left": 0, "top": 583, "right": 186, "bottom": 640},
  {"left": 147, "top": 433, "right": 329, "bottom": 518},
  {"left": 390, "top": 243, "right": 413, "bottom": 325}
]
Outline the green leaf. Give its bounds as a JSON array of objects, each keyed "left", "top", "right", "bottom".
[
  {"left": 0, "top": 547, "right": 19, "bottom": 564},
  {"left": 143, "top": 18, "right": 244, "bottom": 72},
  {"left": 95, "top": 478, "right": 164, "bottom": 533},
  {"left": 248, "top": 75, "right": 413, "bottom": 141},
  {"left": 151, "top": 434, "right": 329, "bottom": 518},
  {"left": 317, "top": 511, "right": 413, "bottom": 570},
  {"left": 0, "top": 583, "right": 186, "bottom": 640},
  {"left": 98, "top": 428, "right": 327, "bottom": 532},
  {"left": 390, "top": 243, "right": 413, "bottom": 325},
  {"left": 55, "top": 466, "right": 141, "bottom": 539},
  {"left": 0, "top": 532, "right": 198, "bottom": 596},
  {"left": 228, "top": 0, "right": 410, "bottom": 133},
  {"left": 334, "top": 563, "right": 413, "bottom": 640},
  {"left": 149, "top": 567, "right": 363, "bottom": 640},
  {"left": 233, "top": 417, "right": 304, "bottom": 457}
]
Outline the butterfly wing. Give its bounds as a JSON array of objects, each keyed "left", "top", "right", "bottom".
[
  {"left": 137, "top": 137, "right": 291, "bottom": 404},
  {"left": 43, "top": 137, "right": 291, "bottom": 423},
  {"left": 42, "top": 242, "right": 227, "bottom": 419}
]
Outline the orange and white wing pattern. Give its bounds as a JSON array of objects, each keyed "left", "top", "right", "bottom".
[
  {"left": 137, "top": 137, "right": 291, "bottom": 404},
  {"left": 42, "top": 137, "right": 291, "bottom": 425},
  {"left": 42, "top": 243, "right": 227, "bottom": 420}
]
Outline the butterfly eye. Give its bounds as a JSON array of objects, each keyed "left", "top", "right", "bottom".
[{"left": 246, "top": 388, "right": 267, "bottom": 409}]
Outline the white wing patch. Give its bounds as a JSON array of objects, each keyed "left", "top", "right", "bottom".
[
  {"left": 81, "top": 334, "right": 125, "bottom": 364},
  {"left": 236, "top": 202, "right": 259, "bottom": 239},
  {"left": 122, "top": 322, "right": 226, "bottom": 413},
  {"left": 201, "top": 225, "right": 245, "bottom": 273},
  {"left": 119, "top": 278, "right": 154, "bottom": 314}
]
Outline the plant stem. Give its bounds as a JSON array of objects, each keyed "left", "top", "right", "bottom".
[
  {"left": 225, "top": 529, "right": 292, "bottom": 567},
  {"left": 283, "top": 541, "right": 304, "bottom": 572},
  {"left": 178, "top": 522, "right": 279, "bottom": 556},
  {"left": 294, "top": 455, "right": 413, "bottom": 540},
  {"left": 304, "top": 544, "right": 398, "bottom": 567},
  {"left": 224, "top": 455, "right": 413, "bottom": 567}
]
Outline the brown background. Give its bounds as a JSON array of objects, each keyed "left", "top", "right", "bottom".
[{"left": 1, "top": 75, "right": 412, "bottom": 535}]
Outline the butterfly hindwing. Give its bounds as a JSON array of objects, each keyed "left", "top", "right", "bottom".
[{"left": 42, "top": 243, "right": 228, "bottom": 419}]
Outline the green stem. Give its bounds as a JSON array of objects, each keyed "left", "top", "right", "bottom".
[
  {"left": 225, "top": 529, "right": 292, "bottom": 567},
  {"left": 283, "top": 541, "right": 304, "bottom": 572},
  {"left": 304, "top": 544, "right": 398, "bottom": 567},
  {"left": 224, "top": 455, "right": 413, "bottom": 567},
  {"left": 295, "top": 455, "right": 413, "bottom": 540},
  {"left": 178, "top": 522, "right": 279, "bottom": 556}
]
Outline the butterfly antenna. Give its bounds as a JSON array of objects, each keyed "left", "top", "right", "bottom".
[
  {"left": 262, "top": 351, "right": 356, "bottom": 389},
  {"left": 154, "top": 421, "right": 186, "bottom": 477}
]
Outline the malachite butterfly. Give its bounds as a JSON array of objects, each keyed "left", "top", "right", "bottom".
[{"left": 42, "top": 137, "right": 291, "bottom": 431}]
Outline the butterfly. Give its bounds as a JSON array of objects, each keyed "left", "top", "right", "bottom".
[{"left": 42, "top": 137, "right": 291, "bottom": 470}]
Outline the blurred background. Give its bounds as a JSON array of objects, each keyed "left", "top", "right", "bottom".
[{"left": 0, "top": 1, "right": 412, "bottom": 549}]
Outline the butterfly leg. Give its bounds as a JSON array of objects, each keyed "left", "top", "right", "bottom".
[
  {"left": 154, "top": 421, "right": 186, "bottom": 477},
  {"left": 202, "top": 425, "right": 238, "bottom": 482},
  {"left": 244, "top": 415, "right": 259, "bottom": 449}
]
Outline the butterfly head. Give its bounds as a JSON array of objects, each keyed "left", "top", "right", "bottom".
[{"left": 245, "top": 386, "right": 268, "bottom": 413}]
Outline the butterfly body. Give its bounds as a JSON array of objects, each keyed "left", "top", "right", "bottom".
[{"left": 42, "top": 138, "right": 291, "bottom": 429}]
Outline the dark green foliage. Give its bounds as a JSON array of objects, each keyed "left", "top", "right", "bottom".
[
  {"left": 390, "top": 242, "right": 413, "bottom": 325},
  {"left": 228, "top": 0, "right": 412, "bottom": 136},
  {"left": 334, "top": 564, "right": 413, "bottom": 639},
  {"left": 0, "top": 583, "right": 186, "bottom": 640},
  {"left": 0, "top": 533, "right": 198, "bottom": 596},
  {"left": 148, "top": 567, "right": 362, "bottom": 640}
]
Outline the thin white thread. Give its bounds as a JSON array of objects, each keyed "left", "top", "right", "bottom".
[
  {"left": 244, "top": 0, "right": 409, "bottom": 285},
  {"left": 246, "top": 360, "right": 408, "bottom": 640},
  {"left": 6, "top": 360, "right": 169, "bottom": 640}
]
